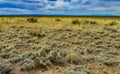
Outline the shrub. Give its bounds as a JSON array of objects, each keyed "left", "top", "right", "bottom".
[
  {"left": 1, "top": 46, "right": 14, "bottom": 53},
  {"left": 27, "top": 17, "right": 38, "bottom": 23},
  {"left": 34, "top": 57, "right": 51, "bottom": 68},
  {"left": 104, "top": 27, "right": 117, "bottom": 33},
  {"left": 66, "top": 65, "right": 90, "bottom": 74},
  {"left": 55, "top": 19, "right": 61, "bottom": 22},
  {"left": 34, "top": 47, "right": 52, "bottom": 68},
  {"left": 32, "top": 44, "right": 42, "bottom": 51},
  {"left": 118, "top": 63, "right": 120, "bottom": 68},
  {"left": 109, "top": 21, "right": 118, "bottom": 26},
  {"left": 79, "top": 48, "right": 89, "bottom": 55},
  {"left": 28, "top": 29, "right": 46, "bottom": 38},
  {"left": 72, "top": 19, "right": 80, "bottom": 25},
  {"left": 83, "top": 20, "right": 89, "bottom": 24},
  {"left": 0, "top": 27, "right": 2, "bottom": 32},
  {"left": 59, "top": 49, "right": 69, "bottom": 58},
  {"left": 101, "top": 58, "right": 114, "bottom": 66},
  {"left": 49, "top": 52, "right": 64, "bottom": 65},
  {"left": 97, "top": 54, "right": 120, "bottom": 66},
  {"left": 65, "top": 53, "right": 79, "bottom": 64},
  {"left": 0, "top": 53, "right": 10, "bottom": 59},
  {"left": 8, "top": 56, "right": 24, "bottom": 63},
  {"left": 39, "top": 45, "right": 51, "bottom": 57},
  {"left": 0, "top": 29, "right": 2, "bottom": 32},
  {"left": 28, "top": 29, "right": 40, "bottom": 37},
  {"left": 0, "top": 61, "right": 14, "bottom": 74},
  {"left": 89, "top": 21, "right": 97, "bottom": 24},
  {"left": 20, "top": 59, "right": 35, "bottom": 71},
  {"left": 82, "top": 54, "right": 94, "bottom": 61}
]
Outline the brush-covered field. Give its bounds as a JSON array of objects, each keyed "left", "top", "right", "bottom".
[{"left": 0, "top": 16, "right": 120, "bottom": 74}]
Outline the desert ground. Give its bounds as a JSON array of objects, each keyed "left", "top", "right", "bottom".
[{"left": 0, "top": 16, "right": 120, "bottom": 74}]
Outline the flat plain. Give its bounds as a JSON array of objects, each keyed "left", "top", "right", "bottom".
[{"left": 0, "top": 16, "right": 120, "bottom": 74}]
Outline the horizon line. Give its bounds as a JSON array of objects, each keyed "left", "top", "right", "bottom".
[{"left": 0, "top": 14, "right": 120, "bottom": 17}]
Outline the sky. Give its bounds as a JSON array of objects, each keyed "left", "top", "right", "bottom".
[{"left": 0, "top": 0, "right": 120, "bottom": 16}]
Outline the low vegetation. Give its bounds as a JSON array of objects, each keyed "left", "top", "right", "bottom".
[{"left": 0, "top": 17, "right": 120, "bottom": 74}]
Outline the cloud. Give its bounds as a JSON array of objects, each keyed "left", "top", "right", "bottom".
[
  {"left": 0, "top": 8, "right": 30, "bottom": 14},
  {"left": 0, "top": 0, "right": 119, "bottom": 15}
]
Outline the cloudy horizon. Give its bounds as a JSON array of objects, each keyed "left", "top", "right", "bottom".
[{"left": 0, "top": 0, "right": 120, "bottom": 16}]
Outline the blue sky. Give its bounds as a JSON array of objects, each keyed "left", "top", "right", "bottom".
[{"left": 0, "top": 0, "right": 120, "bottom": 16}]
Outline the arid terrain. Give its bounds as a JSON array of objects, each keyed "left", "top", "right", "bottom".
[{"left": 0, "top": 16, "right": 120, "bottom": 74}]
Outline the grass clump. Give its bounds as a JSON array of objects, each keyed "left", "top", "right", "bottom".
[{"left": 27, "top": 17, "right": 38, "bottom": 23}]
